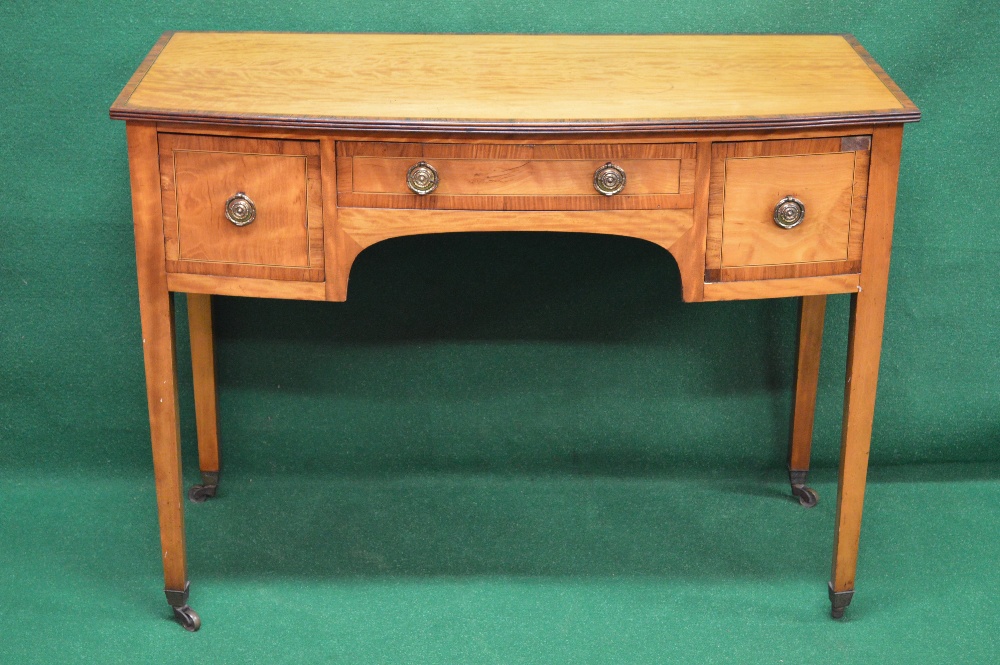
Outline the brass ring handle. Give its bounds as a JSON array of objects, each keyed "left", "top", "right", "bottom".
[
  {"left": 406, "top": 161, "right": 439, "bottom": 195},
  {"left": 594, "top": 162, "right": 626, "bottom": 196},
  {"left": 225, "top": 192, "right": 256, "bottom": 227},
  {"left": 773, "top": 196, "right": 805, "bottom": 229}
]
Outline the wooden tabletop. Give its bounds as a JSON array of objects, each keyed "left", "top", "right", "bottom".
[{"left": 111, "top": 32, "right": 919, "bottom": 133}]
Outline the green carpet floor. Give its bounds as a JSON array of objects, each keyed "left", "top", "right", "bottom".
[{"left": 2, "top": 464, "right": 997, "bottom": 664}]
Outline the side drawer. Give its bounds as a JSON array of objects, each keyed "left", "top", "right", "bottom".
[
  {"left": 158, "top": 134, "right": 324, "bottom": 281},
  {"left": 337, "top": 142, "right": 696, "bottom": 211},
  {"left": 706, "top": 136, "right": 871, "bottom": 282}
]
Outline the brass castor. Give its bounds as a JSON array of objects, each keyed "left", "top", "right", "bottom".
[
  {"left": 172, "top": 605, "right": 201, "bottom": 632},
  {"left": 188, "top": 471, "right": 220, "bottom": 503},
  {"left": 828, "top": 583, "right": 854, "bottom": 620},
  {"left": 792, "top": 485, "right": 819, "bottom": 508},
  {"left": 188, "top": 484, "right": 217, "bottom": 503},
  {"left": 788, "top": 469, "right": 818, "bottom": 508}
]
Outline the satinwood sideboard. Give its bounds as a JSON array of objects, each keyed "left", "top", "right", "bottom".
[{"left": 111, "top": 32, "right": 919, "bottom": 631}]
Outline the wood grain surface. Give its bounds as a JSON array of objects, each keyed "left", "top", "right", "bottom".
[
  {"left": 187, "top": 293, "right": 220, "bottom": 475},
  {"left": 721, "top": 152, "right": 857, "bottom": 267},
  {"left": 705, "top": 260, "right": 861, "bottom": 284},
  {"left": 159, "top": 133, "right": 324, "bottom": 281},
  {"left": 789, "top": 295, "right": 828, "bottom": 473},
  {"left": 706, "top": 136, "right": 871, "bottom": 280},
  {"left": 111, "top": 33, "right": 919, "bottom": 132},
  {"left": 353, "top": 157, "right": 679, "bottom": 196},
  {"left": 337, "top": 208, "right": 693, "bottom": 252},
  {"left": 166, "top": 273, "right": 327, "bottom": 301},
  {"left": 339, "top": 141, "right": 694, "bottom": 211},
  {"left": 831, "top": 124, "right": 904, "bottom": 598},
  {"left": 127, "top": 121, "right": 189, "bottom": 595},
  {"left": 701, "top": 274, "right": 860, "bottom": 301}
]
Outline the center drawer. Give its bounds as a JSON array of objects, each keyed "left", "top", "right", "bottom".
[{"left": 336, "top": 142, "right": 696, "bottom": 210}]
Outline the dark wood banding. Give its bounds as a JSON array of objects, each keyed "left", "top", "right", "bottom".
[
  {"left": 705, "top": 260, "right": 862, "bottom": 283},
  {"left": 110, "top": 108, "right": 921, "bottom": 134},
  {"left": 842, "top": 34, "right": 921, "bottom": 119},
  {"left": 110, "top": 32, "right": 175, "bottom": 113}
]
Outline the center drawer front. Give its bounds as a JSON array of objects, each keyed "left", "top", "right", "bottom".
[{"left": 337, "top": 142, "right": 696, "bottom": 210}]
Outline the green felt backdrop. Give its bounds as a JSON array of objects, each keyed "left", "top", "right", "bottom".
[
  {"left": 2, "top": 2, "right": 999, "bottom": 663},
  {"left": 2, "top": 1, "right": 997, "bottom": 476}
]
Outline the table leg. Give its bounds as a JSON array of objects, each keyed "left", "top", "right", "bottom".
[
  {"left": 828, "top": 124, "right": 903, "bottom": 619},
  {"left": 829, "top": 289, "right": 884, "bottom": 618},
  {"left": 128, "top": 122, "right": 199, "bottom": 631},
  {"left": 187, "top": 293, "right": 221, "bottom": 503},
  {"left": 788, "top": 295, "right": 826, "bottom": 507}
]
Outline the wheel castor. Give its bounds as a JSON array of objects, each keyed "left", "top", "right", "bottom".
[
  {"left": 792, "top": 485, "right": 818, "bottom": 508},
  {"left": 172, "top": 605, "right": 201, "bottom": 631},
  {"left": 788, "top": 470, "right": 818, "bottom": 508},
  {"left": 188, "top": 484, "right": 217, "bottom": 503},
  {"left": 831, "top": 606, "right": 846, "bottom": 619}
]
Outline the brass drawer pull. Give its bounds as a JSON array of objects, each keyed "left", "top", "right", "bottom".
[
  {"left": 773, "top": 196, "right": 805, "bottom": 229},
  {"left": 225, "top": 192, "right": 256, "bottom": 226},
  {"left": 593, "top": 162, "right": 626, "bottom": 196},
  {"left": 406, "top": 161, "right": 439, "bottom": 195}
]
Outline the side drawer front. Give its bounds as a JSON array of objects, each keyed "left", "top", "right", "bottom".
[
  {"left": 159, "top": 134, "right": 324, "bottom": 281},
  {"left": 706, "top": 136, "right": 871, "bottom": 282}
]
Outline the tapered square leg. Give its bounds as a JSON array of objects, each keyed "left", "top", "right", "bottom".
[
  {"left": 187, "top": 293, "right": 221, "bottom": 502},
  {"left": 830, "top": 286, "right": 887, "bottom": 619},
  {"left": 829, "top": 124, "right": 904, "bottom": 619},
  {"left": 788, "top": 295, "right": 826, "bottom": 507},
  {"left": 129, "top": 122, "right": 198, "bottom": 631},
  {"left": 138, "top": 285, "right": 188, "bottom": 595}
]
